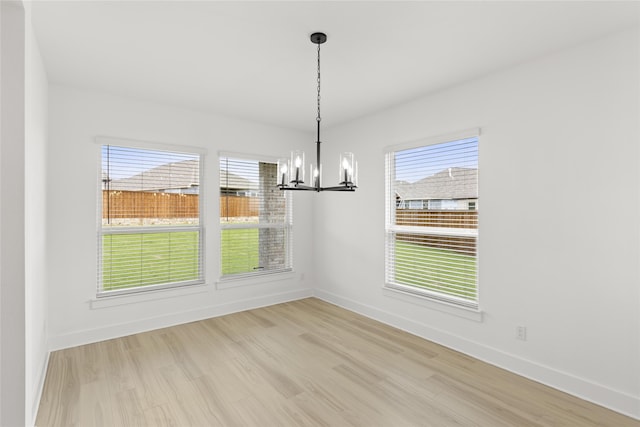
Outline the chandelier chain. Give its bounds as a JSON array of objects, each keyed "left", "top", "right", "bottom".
[{"left": 316, "top": 43, "right": 321, "bottom": 123}]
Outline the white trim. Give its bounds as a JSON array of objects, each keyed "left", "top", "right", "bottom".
[
  {"left": 51, "top": 288, "right": 313, "bottom": 351},
  {"left": 383, "top": 127, "right": 481, "bottom": 153},
  {"left": 221, "top": 223, "right": 288, "bottom": 230},
  {"left": 216, "top": 270, "right": 295, "bottom": 289},
  {"left": 313, "top": 289, "right": 640, "bottom": 420},
  {"left": 388, "top": 224, "right": 478, "bottom": 238},
  {"left": 92, "top": 283, "right": 209, "bottom": 308},
  {"left": 95, "top": 136, "right": 207, "bottom": 155},
  {"left": 29, "top": 350, "right": 50, "bottom": 427},
  {"left": 102, "top": 225, "right": 201, "bottom": 235},
  {"left": 383, "top": 285, "right": 482, "bottom": 321}
]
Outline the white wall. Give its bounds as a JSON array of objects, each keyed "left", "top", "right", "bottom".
[
  {"left": 0, "top": 2, "right": 26, "bottom": 425},
  {"left": 24, "top": 1, "right": 49, "bottom": 424},
  {"left": 1, "top": 2, "right": 50, "bottom": 425},
  {"left": 315, "top": 28, "right": 640, "bottom": 418},
  {"left": 47, "top": 86, "right": 315, "bottom": 350}
]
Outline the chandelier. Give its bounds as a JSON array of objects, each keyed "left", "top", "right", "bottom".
[{"left": 277, "top": 32, "right": 357, "bottom": 192}]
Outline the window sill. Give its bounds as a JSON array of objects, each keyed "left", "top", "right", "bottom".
[
  {"left": 383, "top": 285, "right": 483, "bottom": 322},
  {"left": 91, "top": 283, "right": 209, "bottom": 309},
  {"left": 216, "top": 270, "right": 295, "bottom": 289}
]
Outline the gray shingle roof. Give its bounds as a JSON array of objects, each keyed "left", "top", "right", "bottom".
[
  {"left": 396, "top": 167, "right": 477, "bottom": 200},
  {"left": 219, "top": 169, "right": 256, "bottom": 191},
  {"left": 106, "top": 159, "right": 256, "bottom": 192},
  {"left": 107, "top": 159, "right": 200, "bottom": 191}
]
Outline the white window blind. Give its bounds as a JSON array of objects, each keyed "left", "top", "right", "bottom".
[
  {"left": 220, "top": 156, "right": 292, "bottom": 279},
  {"left": 385, "top": 135, "right": 479, "bottom": 309},
  {"left": 99, "top": 144, "right": 204, "bottom": 296}
]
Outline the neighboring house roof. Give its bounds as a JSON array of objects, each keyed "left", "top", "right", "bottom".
[
  {"left": 396, "top": 167, "right": 477, "bottom": 200},
  {"left": 107, "top": 159, "right": 200, "bottom": 192},
  {"left": 105, "top": 159, "right": 256, "bottom": 192},
  {"left": 220, "top": 169, "right": 257, "bottom": 191}
]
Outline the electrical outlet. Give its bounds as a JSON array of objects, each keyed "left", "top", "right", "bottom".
[{"left": 516, "top": 326, "right": 527, "bottom": 341}]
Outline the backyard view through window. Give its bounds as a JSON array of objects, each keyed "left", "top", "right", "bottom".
[
  {"left": 385, "top": 135, "right": 479, "bottom": 309},
  {"left": 99, "top": 144, "right": 204, "bottom": 295},
  {"left": 220, "top": 156, "right": 292, "bottom": 279}
]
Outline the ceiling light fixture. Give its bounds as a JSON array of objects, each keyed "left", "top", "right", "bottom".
[{"left": 277, "top": 32, "right": 357, "bottom": 192}]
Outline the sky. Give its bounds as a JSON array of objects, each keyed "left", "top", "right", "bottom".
[
  {"left": 394, "top": 137, "right": 478, "bottom": 183},
  {"left": 102, "top": 137, "right": 478, "bottom": 185},
  {"left": 102, "top": 145, "right": 199, "bottom": 180}
]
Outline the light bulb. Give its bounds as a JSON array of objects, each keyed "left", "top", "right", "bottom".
[
  {"left": 295, "top": 156, "right": 302, "bottom": 168},
  {"left": 342, "top": 157, "right": 350, "bottom": 170},
  {"left": 281, "top": 164, "right": 288, "bottom": 173}
]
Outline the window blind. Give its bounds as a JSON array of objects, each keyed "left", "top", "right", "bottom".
[
  {"left": 99, "top": 145, "right": 204, "bottom": 295},
  {"left": 385, "top": 136, "right": 479, "bottom": 309},
  {"left": 219, "top": 156, "right": 292, "bottom": 279}
]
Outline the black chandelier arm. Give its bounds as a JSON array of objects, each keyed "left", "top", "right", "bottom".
[
  {"left": 278, "top": 183, "right": 356, "bottom": 192},
  {"left": 318, "top": 185, "right": 356, "bottom": 192},
  {"left": 278, "top": 184, "right": 317, "bottom": 191}
]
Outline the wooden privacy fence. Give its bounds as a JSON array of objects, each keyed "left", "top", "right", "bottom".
[
  {"left": 103, "top": 190, "right": 199, "bottom": 218},
  {"left": 395, "top": 209, "right": 477, "bottom": 229},
  {"left": 102, "top": 191, "right": 259, "bottom": 218},
  {"left": 103, "top": 193, "right": 476, "bottom": 224},
  {"left": 395, "top": 209, "right": 477, "bottom": 256},
  {"left": 220, "top": 195, "right": 258, "bottom": 218}
]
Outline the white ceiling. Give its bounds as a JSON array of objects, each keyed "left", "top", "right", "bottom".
[{"left": 31, "top": 1, "right": 640, "bottom": 132}]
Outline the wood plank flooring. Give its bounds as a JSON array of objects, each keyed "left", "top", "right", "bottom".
[{"left": 36, "top": 298, "right": 639, "bottom": 426}]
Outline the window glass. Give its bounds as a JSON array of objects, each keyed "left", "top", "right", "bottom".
[
  {"left": 219, "top": 156, "right": 292, "bottom": 279},
  {"left": 385, "top": 136, "right": 479, "bottom": 309},
  {"left": 99, "top": 145, "right": 203, "bottom": 295}
]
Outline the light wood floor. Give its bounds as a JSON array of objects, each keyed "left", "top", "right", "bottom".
[{"left": 36, "top": 298, "right": 638, "bottom": 426}]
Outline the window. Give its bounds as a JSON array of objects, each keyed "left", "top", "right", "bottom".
[
  {"left": 99, "top": 143, "right": 204, "bottom": 296},
  {"left": 219, "top": 155, "right": 292, "bottom": 279},
  {"left": 385, "top": 133, "right": 479, "bottom": 309}
]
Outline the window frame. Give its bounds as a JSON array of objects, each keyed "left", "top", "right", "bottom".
[
  {"left": 217, "top": 152, "right": 293, "bottom": 284},
  {"left": 384, "top": 129, "right": 480, "bottom": 312},
  {"left": 96, "top": 136, "right": 206, "bottom": 298}
]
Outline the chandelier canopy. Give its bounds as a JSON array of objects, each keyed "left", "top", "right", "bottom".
[{"left": 277, "top": 32, "right": 358, "bottom": 192}]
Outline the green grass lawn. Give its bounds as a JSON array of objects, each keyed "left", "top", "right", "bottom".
[
  {"left": 220, "top": 228, "right": 259, "bottom": 275},
  {"left": 102, "top": 231, "right": 200, "bottom": 291},
  {"left": 394, "top": 240, "right": 477, "bottom": 300},
  {"left": 102, "top": 228, "right": 260, "bottom": 290},
  {"left": 103, "top": 230, "right": 476, "bottom": 301}
]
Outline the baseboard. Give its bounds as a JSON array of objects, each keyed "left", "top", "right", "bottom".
[
  {"left": 29, "top": 350, "right": 50, "bottom": 427},
  {"left": 49, "top": 288, "right": 313, "bottom": 351},
  {"left": 313, "top": 289, "right": 640, "bottom": 420}
]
